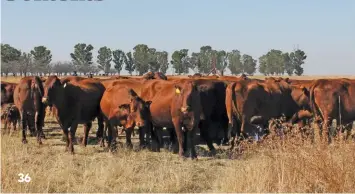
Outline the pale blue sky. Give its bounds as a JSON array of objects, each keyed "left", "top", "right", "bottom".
[{"left": 1, "top": 0, "right": 355, "bottom": 75}]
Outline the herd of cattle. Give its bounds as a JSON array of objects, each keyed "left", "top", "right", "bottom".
[{"left": 1, "top": 72, "right": 355, "bottom": 159}]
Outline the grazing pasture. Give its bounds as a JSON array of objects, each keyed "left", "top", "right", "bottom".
[{"left": 1, "top": 75, "right": 355, "bottom": 193}]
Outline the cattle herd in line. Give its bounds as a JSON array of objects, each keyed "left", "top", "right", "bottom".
[{"left": 1, "top": 71, "right": 355, "bottom": 159}]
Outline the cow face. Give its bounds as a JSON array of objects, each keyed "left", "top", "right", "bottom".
[
  {"left": 174, "top": 81, "right": 201, "bottom": 130},
  {"left": 290, "top": 85, "right": 311, "bottom": 110},
  {"left": 42, "top": 76, "right": 62, "bottom": 105},
  {"left": 122, "top": 89, "right": 152, "bottom": 129}
]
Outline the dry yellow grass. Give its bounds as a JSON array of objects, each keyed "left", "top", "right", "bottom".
[{"left": 1, "top": 75, "right": 355, "bottom": 193}]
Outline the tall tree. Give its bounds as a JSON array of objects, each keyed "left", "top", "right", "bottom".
[
  {"left": 258, "top": 49, "right": 284, "bottom": 75},
  {"left": 97, "top": 46, "right": 112, "bottom": 75},
  {"left": 227, "top": 50, "right": 243, "bottom": 75},
  {"left": 1, "top": 44, "right": 21, "bottom": 76},
  {"left": 30, "top": 46, "right": 52, "bottom": 75},
  {"left": 133, "top": 44, "right": 150, "bottom": 75},
  {"left": 112, "top": 49, "right": 126, "bottom": 75},
  {"left": 124, "top": 52, "right": 135, "bottom": 75},
  {"left": 70, "top": 43, "right": 94, "bottom": 75},
  {"left": 171, "top": 49, "right": 190, "bottom": 75},
  {"left": 258, "top": 55, "right": 268, "bottom": 75},
  {"left": 283, "top": 52, "right": 294, "bottom": 76},
  {"left": 241, "top": 54, "right": 257, "bottom": 75},
  {"left": 1, "top": 44, "right": 21, "bottom": 63},
  {"left": 156, "top": 51, "right": 169, "bottom": 74},
  {"left": 216, "top": 50, "right": 228, "bottom": 75},
  {"left": 148, "top": 48, "right": 159, "bottom": 72},
  {"left": 18, "top": 52, "right": 33, "bottom": 76},
  {"left": 291, "top": 49, "right": 307, "bottom": 76},
  {"left": 196, "top": 46, "right": 217, "bottom": 74}
]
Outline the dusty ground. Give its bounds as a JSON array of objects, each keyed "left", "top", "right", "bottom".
[{"left": 1, "top": 75, "right": 355, "bottom": 193}]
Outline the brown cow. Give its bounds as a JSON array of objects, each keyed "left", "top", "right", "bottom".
[
  {"left": 174, "top": 78, "right": 229, "bottom": 152},
  {"left": 1, "top": 81, "right": 17, "bottom": 106},
  {"left": 139, "top": 79, "right": 203, "bottom": 159},
  {"left": 42, "top": 75, "right": 105, "bottom": 154},
  {"left": 307, "top": 79, "right": 355, "bottom": 143},
  {"left": 226, "top": 77, "right": 311, "bottom": 147},
  {"left": 13, "top": 76, "right": 46, "bottom": 144},
  {"left": 1, "top": 103, "right": 20, "bottom": 134},
  {"left": 100, "top": 85, "right": 151, "bottom": 150}
]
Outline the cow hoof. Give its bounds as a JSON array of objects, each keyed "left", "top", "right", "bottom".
[
  {"left": 22, "top": 139, "right": 28, "bottom": 144},
  {"left": 208, "top": 149, "right": 217, "bottom": 157},
  {"left": 126, "top": 143, "right": 133, "bottom": 150}
]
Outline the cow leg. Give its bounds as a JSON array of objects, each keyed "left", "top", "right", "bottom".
[
  {"left": 150, "top": 126, "right": 162, "bottom": 152},
  {"left": 96, "top": 114, "right": 104, "bottom": 141},
  {"left": 199, "top": 120, "right": 215, "bottom": 152},
  {"left": 186, "top": 128, "right": 197, "bottom": 159},
  {"left": 100, "top": 121, "right": 108, "bottom": 147},
  {"left": 321, "top": 117, "right": 331, "bottom": 144},
  {"left": 35, "top": 112, "right": 43, "bottom": 145},
  {"left": 40, "top": 107, "right": 46, "bottom": 139},
  {"left": 62, "top": 127, "right": 70, "bottom": 152},
  {"left": 125, "top": 127, "right": 133, "bottom": 149},
  {"left": 138, "top": 126, "right": 147, "bottom": 149},
  {"left": 68, "top": 123, "right": 78, "bottom": 154},
  {"left": 3, "top": 116, "right": 8, "bottom": 133},
  {"left": 172, "top": 118, "right": 184, "bottom": 158},
  {"left": 21, "top": 111, "right": 28, "bottom": 144},
  {"left": 82, "top": 122, "right": 92, "bottom": 147},
  {"left": 107, "top": 122, "right": 117, "bottom": 152},
  {"left": 168, "top": 128, "right": 178, "bottom": 153},
  {"left": 11, "top": 120, "right": 17, "bottom": 136},
  {"left": 27, "top": 112, "right": 36, "bottom": 137}
]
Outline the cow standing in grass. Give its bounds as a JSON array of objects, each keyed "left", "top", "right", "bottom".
[
  {"left": 13, "top": 76, "right": 46, "bottom": 144},
  {"left": 42, "top": 76, "right": 105, "bottom": 154}
]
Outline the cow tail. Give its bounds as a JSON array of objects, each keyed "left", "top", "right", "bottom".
[
  {"left": 226, "top": 82, "right": 237, "bottom": 126},
  {"left": 309, "top": 82, "right": 323, "bottom": 122},
  {"left": 338, "top": 95, "right": 342, "bottom": 127}
]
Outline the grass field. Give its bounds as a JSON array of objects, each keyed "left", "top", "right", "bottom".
[{"left": 1, "top": 75, "right": 355, "bottom": 193}]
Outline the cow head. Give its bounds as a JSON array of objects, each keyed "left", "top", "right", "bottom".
[
  {"left": 42, "top": 76, "right": 63, "bottom": 105},
  {"left": 122, "top": 89, "right": 152, "bottom": 129},
  {"left": 174, "top": 81, "right": 202, "bottom": 130},
  {"left": 7, "top": 105, "right": 19, "bottom": 119},
  {"left": 290, "top": 85, "right": 311, "bottom": 110}
]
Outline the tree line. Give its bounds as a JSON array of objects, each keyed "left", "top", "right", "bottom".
[{"left": 1, "top": 43, "right": 307, "bottom": 76}]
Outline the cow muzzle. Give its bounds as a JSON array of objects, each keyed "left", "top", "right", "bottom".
[
  {"left": 180, "top": 106, "right": 190, "bottom": 114},
  {"left": 42, "top": 97, "right": 48, "bottom": 104}
]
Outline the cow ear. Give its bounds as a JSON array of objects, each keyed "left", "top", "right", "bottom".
[
  {"left": 119, "top": 104, "right": 130, "bottom": 110},
  {"left": 301, "top": 86, "right": 309, "bottom": 96},
  {"left": 174, "top": 85, "right": 181, "bottom": 94},
  {"left": 285, "top": 78, "right": 290, "bottom": 83}
]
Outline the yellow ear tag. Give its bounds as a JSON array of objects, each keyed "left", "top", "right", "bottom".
[{"left": 175, "top": 88, "right": 181, "bottom": 94}]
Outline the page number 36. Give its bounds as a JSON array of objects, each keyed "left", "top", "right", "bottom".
[{"left": 18, "top": 173, "right": 31, "bottom": 183}]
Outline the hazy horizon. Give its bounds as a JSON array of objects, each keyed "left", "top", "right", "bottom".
[{"left": 1, "top": 0, "right": 354, "bottom": 75}]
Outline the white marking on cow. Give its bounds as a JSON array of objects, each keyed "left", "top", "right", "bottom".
[
  {"left": 68, "top": 127, "right": 71, "bottom": 131},
  {"left": 63, "top": 83, "right": 67, "bottom": 88}
]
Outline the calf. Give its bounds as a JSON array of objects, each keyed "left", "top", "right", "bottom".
[
  {"left": 100, "top": 85, "right": 151, "bottom": 150},
  {"left": 1, "top": 103, "right": 20, "bottom": 134},
  {"left": 1, "top": 81, "right": 17, "bottom": 106}
]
